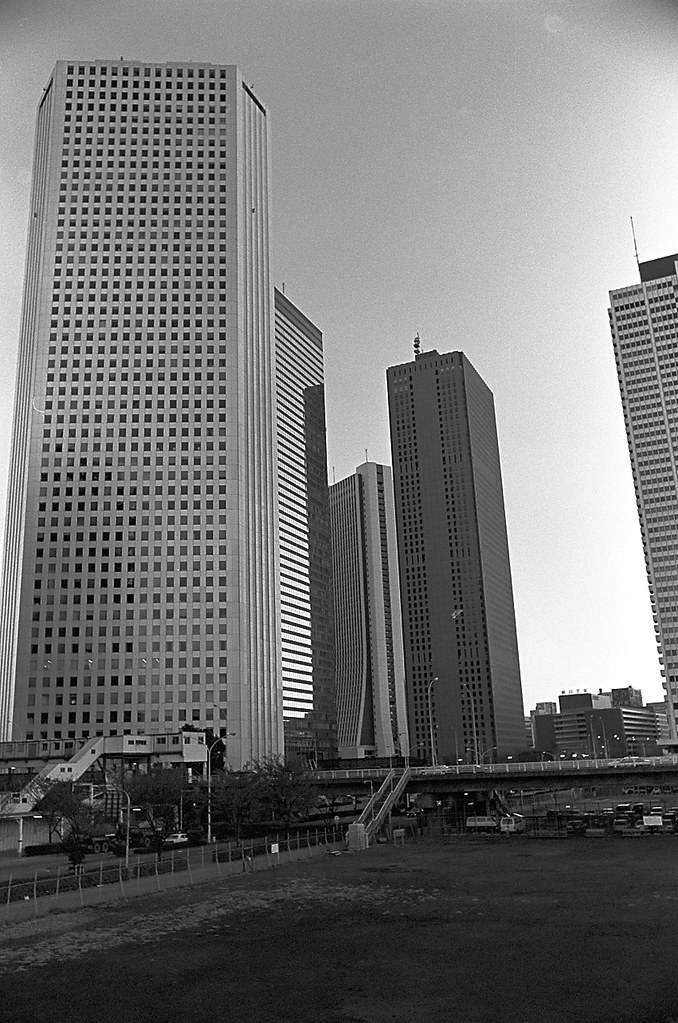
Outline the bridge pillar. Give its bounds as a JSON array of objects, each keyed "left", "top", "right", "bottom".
[{"left": 347, "top": 823, "right": 368, "bottom": 850}]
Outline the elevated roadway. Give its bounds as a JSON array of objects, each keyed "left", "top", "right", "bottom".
[{"left": 312, "top": 757, "right": 678, "bottom": 799}]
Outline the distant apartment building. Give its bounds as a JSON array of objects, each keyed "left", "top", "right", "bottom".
[
  {"left": 646, "top": 701, "right": 671, "bottom": 745},
  {"left": 329, "top": 463, "right": 408, "bottom": 759},
  {"left": 611, "top": 686, "right": 643, "bottom": 708},
  {"left": 386, "top": 344, "right": 525, "bottom": 763},
  {"left": 274, "top": 288, "right": 335, "bottom": 761},
  {"left": 0, "top": 61, "right": 283, "bottom": 767},
  {"left": 529, "top": 701, "right": 558, "bottom": 748},
  {"left": 533, "top": 691, "right": 660, "bottom": 758},
  {"left": 609, "top": 253, "right": 678, "bottom": 742}
]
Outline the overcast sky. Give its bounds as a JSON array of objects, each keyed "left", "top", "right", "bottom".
[{"left": 1, "top": 0, "right": 678, "bottom": 714}]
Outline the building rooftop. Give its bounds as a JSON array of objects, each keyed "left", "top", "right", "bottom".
[{"left": 639, "top": 253, "right": 678, "bottom": 283}]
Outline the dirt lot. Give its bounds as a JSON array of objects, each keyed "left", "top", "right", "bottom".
[{"left": 2, "top": 836, "right": 678, "bottom": 1023}]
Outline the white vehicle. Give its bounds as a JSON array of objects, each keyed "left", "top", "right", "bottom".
[
  {"left": 163, "top": 832, "right": 189, "bottom": 846},
  {"left": 500, "top": 814, "right": 526, "bottom": 834},
  {"left": 466, "top": 815, "right": 498, "bottom": 832}
]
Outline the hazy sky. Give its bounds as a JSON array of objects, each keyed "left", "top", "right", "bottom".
[{"left": 1, "top": 0, "right": 678, "bottom": 715}]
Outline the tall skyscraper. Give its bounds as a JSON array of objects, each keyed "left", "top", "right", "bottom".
[
  {"left": 329, "top": 462, "right": 409, "bottom": 759},
  {"left": 609, "top": 253, "right": 678, "bottom": 741},
  {"left": 386, "top": 344, "right": 525, "bottom": 763},
  {"left": 0, "top": 61, "right": 283, "bottom": 767},
  {"left": 274, "top": 288, "right": 336, "bottom": 761}
]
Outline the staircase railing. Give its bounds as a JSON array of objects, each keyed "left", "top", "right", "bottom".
[{"left": 352, "top": 767, "right": 412, "bottom": 843}]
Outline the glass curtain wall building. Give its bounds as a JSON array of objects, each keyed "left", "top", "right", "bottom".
[
  {"left": 274, "top": 288, "right": 336, "bottom": 761},
  {"left": 0, "top": 61, "right": 283, "bottom": 768},
  {"left": 609, "top": 253, "right": 678, "bottom": 742},
  {"left": 387, "top": 345, "right": 525, "bottom": 763}
]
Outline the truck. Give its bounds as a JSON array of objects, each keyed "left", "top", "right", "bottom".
[
  {"left": 500, "top": 814, "right": 526, "bottom": 834},
  {"left": 84, "top": 823, "right": 118, "bottom": 854}
]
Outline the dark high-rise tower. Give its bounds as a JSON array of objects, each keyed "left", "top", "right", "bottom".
[
  {"left": 329, "top": 462, "right": 409, "bottom": 759},
  {"left": 609, "top": 253, "right": 678, "bottom": 742},
  {"left": 386, "top": 345, "right": 525, "bottom": 763},
  {"left": 0, "top": 61, "right": 283, "bottom": 767}
]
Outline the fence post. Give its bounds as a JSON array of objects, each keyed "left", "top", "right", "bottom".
[
  {"left": 215, "top": 841, "right": 222, "bottom": 876},
  {"left": 187, "top": 848, "right": 193, "bottom": 884},
  {"left": 33, "top": 871, "right": 38, "bottom": 916},
  {"left": 171, "top": 849, "right": 175, "bottom": 874},
  {"left": 5, "top": 876, "right": 11, "bottom": 906},
  {"left": 78, "top": 866, "right": 84, "bottom": 908},
  {"left": 155, "top": 859, "right": 161, "bottom": 891},
  {"left": 118, "top": 860, "right": 125, "bottom": 899},
  {"left": 55, "top": 868, "right": 60, "bottom": 901}
]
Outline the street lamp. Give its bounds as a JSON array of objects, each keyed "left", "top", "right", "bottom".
[
  {"left": 120, "top": 788, "right": 131, "bottom": 869},
  {"left": 427, "top": 676, "right": 439, "bottom": 767},
  {"left": 206, "top": 732, "right": 236, "bottom": 844},
  {"left": 461, "top": 683, "right": 479, "bottom": 765},
  {"left": 479, "top": 746, "right": 497, "bottom": 764}
]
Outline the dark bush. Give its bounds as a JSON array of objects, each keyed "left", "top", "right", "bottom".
[{"left": 24, "top": 842, "right": 61, "bottom": 857}]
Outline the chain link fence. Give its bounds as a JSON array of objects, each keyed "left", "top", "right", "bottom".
[{"left": 0, "top": 823, "right": 343, "bottom": 923}]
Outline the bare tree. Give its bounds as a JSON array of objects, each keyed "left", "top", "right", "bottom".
[
  {"left": 254, "top": 757, "right": 317, "bottom": 831},
  {"left": 34, "top": 783, "right": 102, "bottom": 872}
]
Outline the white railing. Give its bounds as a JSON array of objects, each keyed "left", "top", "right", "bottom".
[{"left": 314, "top": 755, "right": 678, "bottom": 783}]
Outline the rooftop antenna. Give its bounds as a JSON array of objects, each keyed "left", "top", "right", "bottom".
[
  {"left": 630, "top": 216, "right": 641, "bottom": 277},
  {"left": 413, "top": 332, "right": 421, "bottom": 358},
  {"left": 365, "top": 448, "right": 368, "bottom": 462}
]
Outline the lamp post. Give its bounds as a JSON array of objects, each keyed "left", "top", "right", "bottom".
[
  {"left": 206, "top": 732, "right": 235, "bottom": 843},
  {"left": 479, "top": 745, "right": 497, "bottom": 764},
  {"left": 427, "top": 676, "right": 439, "bottom": 767},
  {"left": 120, "top": 788, "right": 131, "bottom": 869},
  {"left": 461, "top": 682, "right": 479, "bottom": 765}
]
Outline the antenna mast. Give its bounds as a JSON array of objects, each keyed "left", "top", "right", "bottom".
[
  {"left": 413, "top": 333, "right": 421, "bottom": 358},
  {"left": 630, "top": 216, "right": 641, "bottom": 276}
]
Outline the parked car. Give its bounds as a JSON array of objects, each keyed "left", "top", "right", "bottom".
[{"left": 163, "top": 832, "right": 189, "bottom": 847}]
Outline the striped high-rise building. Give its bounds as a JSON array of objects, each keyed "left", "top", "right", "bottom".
[
  {"left": 609, "top": 253, "right": 678, "bottom": 742},
  {"left": 0, "top": 61, "right": 283, "bottom": 767},
  {"left": 387, "top": 345, "right": 525, "bottom": 764},
  {"left": 329, "top": 462, "right": 408, "bottom": 759},
  {"left": 274, "top": 288, "right": 336, "bottom": 761}
]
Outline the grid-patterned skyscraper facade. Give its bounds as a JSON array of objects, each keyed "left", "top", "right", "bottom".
[
  {"left": 329, "top": 462, "right": 409, "bottom": 759},
  {"left": 0, "top": 61, "right": 283, "bottom": 766},
  {"left": 609, "top": 253, "right": 678, "bottom": 740},
  {"left": 387, "top": 347, "right": 525, "bottom": 763},
  {"left": 274, "top": 288, "right": 336, "bottom": 761}
]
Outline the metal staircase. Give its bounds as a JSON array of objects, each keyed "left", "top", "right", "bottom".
[
  {"left": 0, "top": 736, "right": 107, "bottom": 816},
  {"left": 355, "top": 767, "right": 411, "bottom": 843}
]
